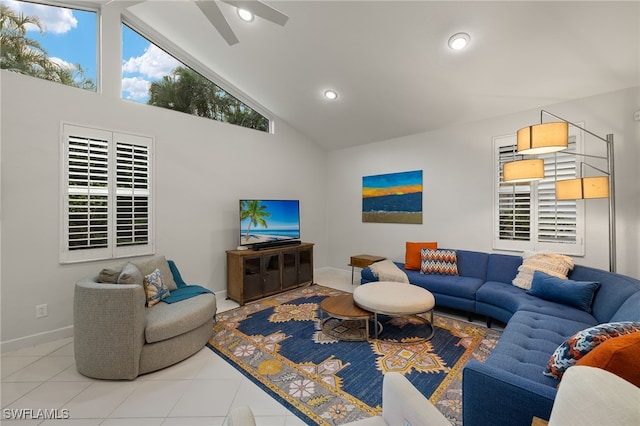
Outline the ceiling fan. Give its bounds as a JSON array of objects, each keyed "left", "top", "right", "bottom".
[{"left": 194, "top": 0, "right": 289, "bottom": 46}]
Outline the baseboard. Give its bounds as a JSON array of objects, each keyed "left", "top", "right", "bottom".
[
  {"left": 0, "top": 325, "right": 74, "bottom": 354},
  {"left": 315, "top": 266, "right": 351, "bottom": 276}
]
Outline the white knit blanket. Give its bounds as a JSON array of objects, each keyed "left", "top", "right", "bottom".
[{"left": 369, "top": 259, "right": 410, "bottom": 283}]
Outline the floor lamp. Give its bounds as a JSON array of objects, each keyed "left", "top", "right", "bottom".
[{"left": 505, "top": 110, "right": 616, "bottom": 272}]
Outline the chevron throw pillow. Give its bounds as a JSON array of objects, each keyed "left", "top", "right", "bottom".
[{"left": 420, "top": 249, "right": 459, "bottom": 275}]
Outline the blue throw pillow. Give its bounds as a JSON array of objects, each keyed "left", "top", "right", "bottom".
[{"left": 527, "top": 270, "right": 600, "bottom": 313}]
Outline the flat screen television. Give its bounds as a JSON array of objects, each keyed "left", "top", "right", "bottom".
[{"left": 239, "top": 199, "right": 301, "bottom": 249}]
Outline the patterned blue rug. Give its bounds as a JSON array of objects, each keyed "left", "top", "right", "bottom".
[{"left": 208, "top": 285, "right": 500, "bottom": 425}]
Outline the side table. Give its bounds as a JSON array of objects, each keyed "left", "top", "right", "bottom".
[
  {"left": 319, "top": 294, "right": 372, "bottom": 341},
  {"left": 349, "top": 254, "right": 386, "bottom": 284}
]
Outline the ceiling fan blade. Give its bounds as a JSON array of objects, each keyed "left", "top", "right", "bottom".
[
  {"left": 224, "top": 0, "right": 289, "bottom": 26},
  {"left": 195, "top": 0, "right": 239, "bottom": 46}
]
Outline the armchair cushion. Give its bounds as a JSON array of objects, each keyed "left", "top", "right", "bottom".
[
  {"left": 144, "top": 268, "right": 170, "bottom": 307},
  {"left": 134, "top": 255, "right": 178, "bottom": 291},
  {"left": 99, "top": 265, "right": 123, "bottom": 283},
  {"left": 118, "top": 262, "right": 143, "bottom": 285}
]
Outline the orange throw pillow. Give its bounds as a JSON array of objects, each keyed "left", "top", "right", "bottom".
[
  {"left": 574, "top": 331, "right": 640, "bottom": 387},
  {"left": 405, "top": 241, "right": 437, "bottom": 270}
]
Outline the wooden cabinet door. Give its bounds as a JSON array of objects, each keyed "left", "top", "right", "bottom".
[
  {"left": 262, "top": 253, "right": 281, "bottom": 294},
  {"left": 298, "top": 246, "right": 313, "bottom": 284},
  {"left": 281, "top": 250, "right": 298, "bottom": 289},
  {"left": 242, "top": 256, "right": 263, "bottom": 300}
]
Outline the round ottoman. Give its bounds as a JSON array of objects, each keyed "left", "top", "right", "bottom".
[{"left": 353, "top": 281, "right": 435, "bottom": 341}]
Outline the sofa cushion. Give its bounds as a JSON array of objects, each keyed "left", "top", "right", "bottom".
[
  {"left": 610, "top": 291, "right": 640, "bottom": 322},
  {"left": 405, "top": 268, "right": 484, "bottom": 300},
  {"left": 420, "top": 249, "right": 458, "bottom": 275},
  {"left": 545, "top": 321, "right": 640, "bottom": 379},
  {"left": 405, "top": 241, "right": 437, "bottom": 270},
  {"left": 144, "top": 269, "right": 170, "bottom": 307},
  {"left": 512, "top": 253, "right": 574, "bottom": 290},
  {"left": 486, "top": 253, "right": 521, "bottom": 284},
  {"left": 454, "top": 250, "right": 489, "bottom": 280},
  {"left": 145, "top": 293, "right": 216, "bottom": 343},
  {"left": 570, "top": 265, "right": 640, "bottom": 323},
  {"left": 485, "top": 310, "right": 590, "bottom": 386},
  {"left": 574, "top": 332, "right": 640, "bottom": 387},
  {"left": 477, "top": 281, "right": 598, "bottom": 324},
  {"left": 527, "top": 271, "right": 600, "bottom": 313}
]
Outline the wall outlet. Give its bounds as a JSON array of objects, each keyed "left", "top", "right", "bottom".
[{"left": 36, "top": 304, "right": 48, "bottom": 318}]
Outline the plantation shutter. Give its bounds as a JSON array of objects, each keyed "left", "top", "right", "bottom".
[
  {"left": 537, "top": 136, "right": 578, "bottom": 244},
  {"left": 61, "top": 124, "right": 154, "bottom": 263},
  {"left": 115, "top": 134, "right": 151, "bottom": 255},
  {"left": 492, "top": 131, "right": 584, "bottom": 255},
  {"left": 66, "top": 134, "right": 110, "bottom": 252},
  {"left": 493, "top": 134, "right": 533, "bottom": 252}
]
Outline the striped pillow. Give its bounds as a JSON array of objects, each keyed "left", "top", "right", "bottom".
[{"left": 420, "top": 249, "right": 458, "bottom": 275}]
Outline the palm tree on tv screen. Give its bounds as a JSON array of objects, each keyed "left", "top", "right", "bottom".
[{"left": 240, "top": 200, "right": 270, "bottom": 240}]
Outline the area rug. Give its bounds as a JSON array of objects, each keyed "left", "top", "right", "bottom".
[{"left": 208, "top": 284, "right": 501, "bottom": 425}]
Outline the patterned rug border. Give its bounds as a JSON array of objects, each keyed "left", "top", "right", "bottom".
[{"left": 208, "top": 284, "right": 501, "bottom": 425}]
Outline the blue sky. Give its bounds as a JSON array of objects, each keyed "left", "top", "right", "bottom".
[
  {"left": 2, "top": 0, "right": 179, "bottom": 102},
  {"left": 240, "top": 200, "right": 300, "bottom": 230}
]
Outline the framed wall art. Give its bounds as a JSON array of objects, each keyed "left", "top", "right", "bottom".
[{"left": 362, "top": 170, "right": 422, "bottom": 224}]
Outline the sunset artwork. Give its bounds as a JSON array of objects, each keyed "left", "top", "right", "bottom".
[{"left": 362, "top": 170, "right": 423, "bottom": 223}]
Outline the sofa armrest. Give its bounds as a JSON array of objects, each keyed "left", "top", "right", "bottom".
[
  {"left": 73, "top": 278, "right": 146, "bottom": 379},
  {"left": 463, "top": 360, "right": 557, "bottom": 426}
]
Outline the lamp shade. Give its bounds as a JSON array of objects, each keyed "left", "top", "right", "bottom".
[
  {"left": 503, "top": 159, "right": 545, "bottom": 183},
  {"left": 517, "top": 122, "right": 569, "bottom": 155},
  {"left": 556, "top": 176, "right": 609, "bottom": 200}
]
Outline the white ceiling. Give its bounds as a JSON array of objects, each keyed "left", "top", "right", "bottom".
[{"left": 122, "top": 1, "right": 639, "bottom": 151}]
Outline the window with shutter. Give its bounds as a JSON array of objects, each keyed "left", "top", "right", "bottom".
[
  {"left": 493, "top": 128, "right": 584, "bottom": 255},
  {"left": 61, "top": 124, "right": 154, "bottom": 263}
]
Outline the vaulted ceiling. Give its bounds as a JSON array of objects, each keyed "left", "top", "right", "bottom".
[{"left": 117, "top": 1, "right": 639, "bottom": 150}]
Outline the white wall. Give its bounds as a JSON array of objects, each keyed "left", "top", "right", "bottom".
[
  {"left": 327, "top": 87, "right": 640, "bottom": 278},
  {"left": 0, "top": 70, "right": 329, "bottom": 350}
]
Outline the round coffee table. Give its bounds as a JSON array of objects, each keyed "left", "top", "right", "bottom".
[
  {"left": 319, "top": 294, "right": 373, "bottom": 341},
  {"left": 353, "top": 282, "right": 435, "bottom": 341}
]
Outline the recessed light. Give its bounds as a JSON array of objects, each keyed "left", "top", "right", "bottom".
[
  {"left": 237, "top": 8, "right": 254, "bottom": 22},
  {"left": 323, "top": 89, "right": 338, "bottom": 100},
  {"left": 448, "top": 32, "right": 470, "bottom": 50}
]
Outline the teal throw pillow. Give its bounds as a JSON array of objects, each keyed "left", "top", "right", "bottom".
[{"left": 527, "top": 270, "right": 599, "bottom": 312}]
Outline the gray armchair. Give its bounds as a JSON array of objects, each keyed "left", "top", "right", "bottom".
[{"left": 73, "top": 258, "right": 216, "bottom": 380}]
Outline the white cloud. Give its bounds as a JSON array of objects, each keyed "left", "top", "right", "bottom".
[
  {"left": 49, "top": 57, "right": 74, "bottom": 69},
  {"left": 3, "top": 0, "right": 77, "bottom": 34},
  {"left": 122, "top": 44, "right": 181, "bottom": 80},
  {"left": 122, "top": 76, "right": 151, "bottom": 101}
]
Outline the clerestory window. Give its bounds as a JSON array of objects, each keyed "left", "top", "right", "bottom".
[
  {"left": 121, "top": 23, "right": 270, "bottom": 132},
  {"left": 493, "top": 127, "right": 585, "bottom": 256},
  {"left": 0, "top": 0, "right": 97, "bottom": 91},
  {"left": 60, "top": 124, "right": 154, "bottom": 263}
]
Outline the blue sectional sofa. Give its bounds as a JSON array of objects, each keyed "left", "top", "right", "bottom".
[{"left": 360, "top": 249, "right": 640, "bottom": 426}]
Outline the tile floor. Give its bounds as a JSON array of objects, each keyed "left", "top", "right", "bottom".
[
  {"left": 1, "top": 269, "right": 497, "bottom": 425},
  {"left": 1, "top": 269, "right": 357, "bottom": 426}
]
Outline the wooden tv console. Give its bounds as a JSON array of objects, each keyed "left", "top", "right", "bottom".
[{"left": 226, "top": 242, "right": 314, "bottom": 305}]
